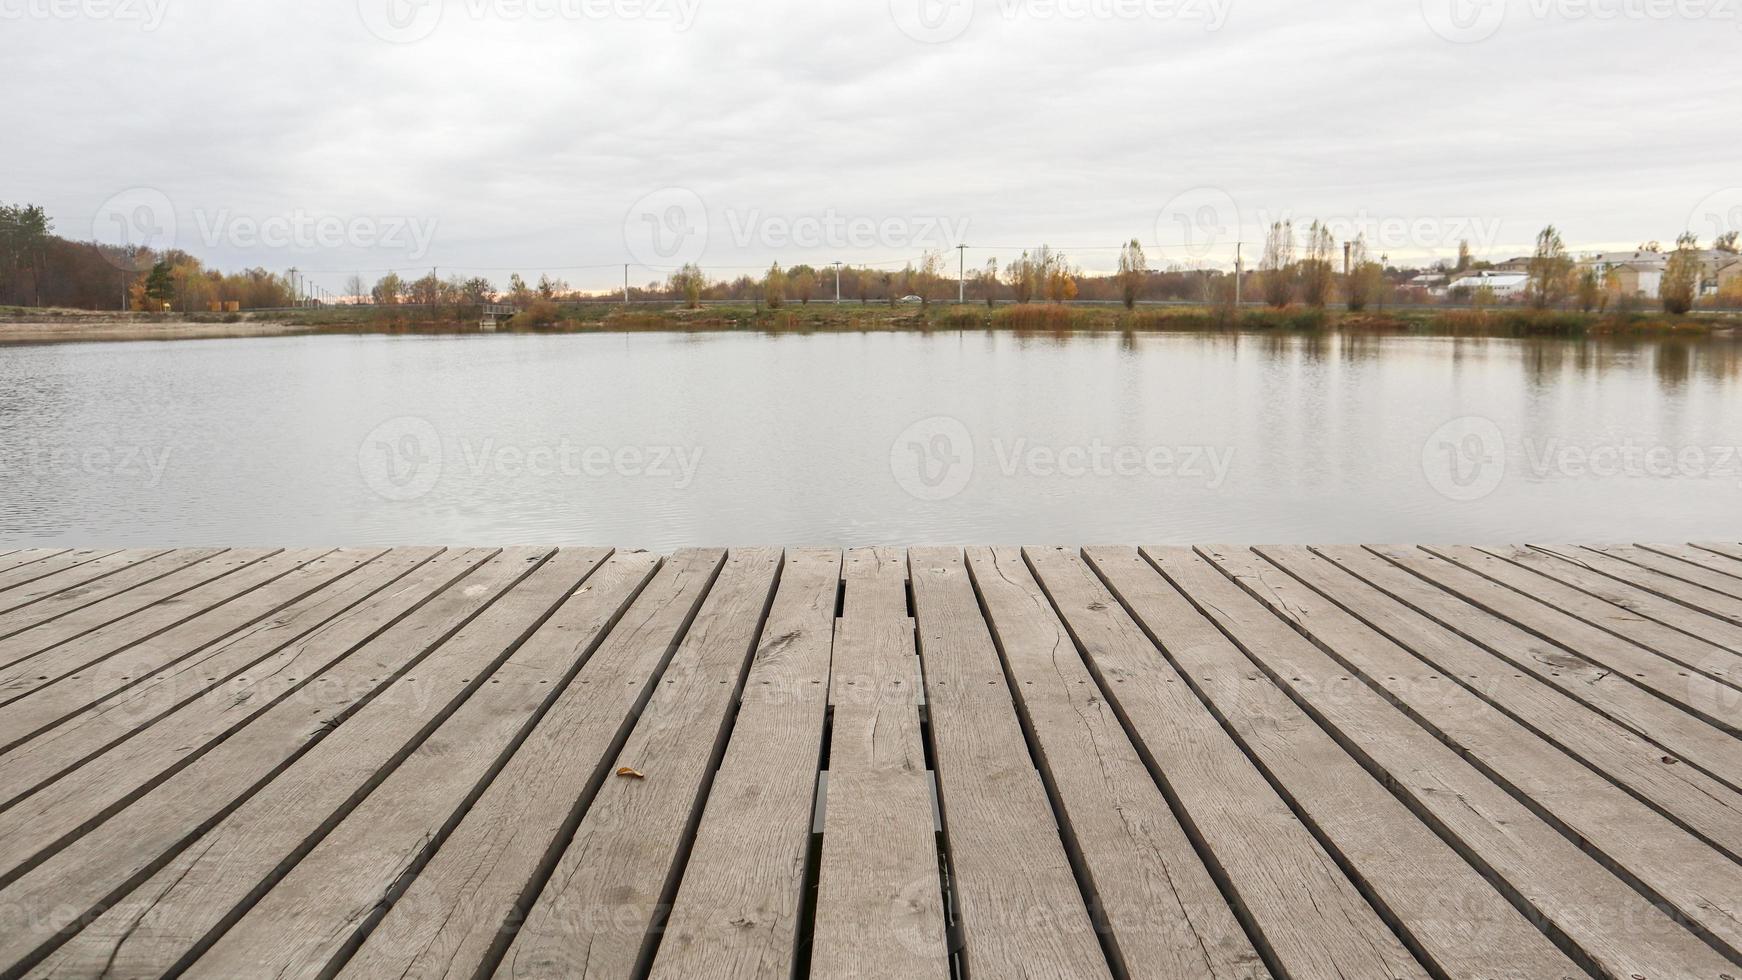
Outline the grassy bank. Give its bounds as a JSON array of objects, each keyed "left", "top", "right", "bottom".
[{"left": 5, "top": 302, "right": 1739, "bottom": 344}]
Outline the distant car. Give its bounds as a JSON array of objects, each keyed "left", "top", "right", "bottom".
[{"left": 899, "top": 295, "right": 924, "bottom": 305}]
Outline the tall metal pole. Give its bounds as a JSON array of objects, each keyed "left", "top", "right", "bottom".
[
  {"left": 957, "top": 244, "right": 967, "bottom": 304},
  {"left": 623, "top": 264, "right": 630, "bottom": 305},
  {"left": 832, "top": 261, "right": 842, "bottom": 304}
]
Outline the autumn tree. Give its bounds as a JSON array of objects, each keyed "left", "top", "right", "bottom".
[
  {"left": 1716, "top": 231, "right": 1740, "bottom": 253},
  {"left": 764, "top": 262, "right": 787, "bottom": 309},
  {"left": 344, "top": 274, "right": 366, "bottom": 304},
  {"left": 1525, "top": 225, "right": 1573, "bottom": 310},
  {"left": 1344, "top": 234, "right": 1383, "bottom": 312},
  {"left": 1576, "top": 268, "right": 1601, "bottom": 313},
  {"left": 1116, "top": 239, "right": 1146, "bottom": 309},
  {"left": 1299, "top": 221, "right": 1335, "bottom": 308},
  {"left": 790, "top": 265, "right": 817, "bottom": 305},
  {"left": 668, "top": 263, "right": 706, "bottom": 308},
  {"left": 1004, "top": 251, "right": 1038, "bottom": 304},
  {"left": 1041, "top": 248, "right": 1079, "bottom": 303},
  {"left": 976, "top": 257, "right": 1001, "bottom": 308},
  {"left": 372, "top": 272, "right": 404, "bottom": 305},
  {"left": 1259, "top": 220, "right": 1296, "bottom": 308},
  {"left": 1456, "top": 239, "right": 1473, "bottom": 272},
  {"left": 1661, "top": 232, "right": 1701, "bottom": 315}
]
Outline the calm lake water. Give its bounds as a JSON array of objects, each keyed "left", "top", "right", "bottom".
[{"left": 2, "top": 330, "right": 1740, "bottom": 548}]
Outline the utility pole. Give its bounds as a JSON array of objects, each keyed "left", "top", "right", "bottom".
[
  {"left": 1343, "top": 241, "right": 1352, "bottom": 278},
  {"left": 957, "top": 244, "right": 968, "bottom": 304},
  {"left": 832, "top": 261, "right": 842, "bottom": 304},
  {"left": 1233, "top": 244, "right": 1243, "bottom": 308},
  {"left": 289, "top": 268, "right": 299, "bottom": 308},
  {"left": 623, "top": 264, "right": 630, "bottom": 306}
]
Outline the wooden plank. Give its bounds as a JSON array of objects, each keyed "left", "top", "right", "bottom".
[
  {"left": 649, "top": 548, "right": 841, "bottom": 980},
  {"left": 0, "top": 548, "right": 315, "bottom": 705},
  {"left": 0, "top": 549, "right": 68, "bottom": 576},
  {"left": 159, "top": 553, "right": 659, "bottom": 980},
  {"left": 1096, "top": 546, "right": 1586, "bottom": 979},
  {"left": 0, "top": 548, "right": 383, "bottom": 754},
  {"left": 1531, "top": 543, "right": 1742, "bottom": 625},
  {"left": 1365, "top": 545, "right": 1742, "bottom": 735},
  {"left": 968, "top": 547, "right": 1266, "bottom": 979},
  {"left": 1695, "top": 542, "right": 1742, "bottom": 563},
  {"left": 1179, "top": 545, "right": 1742, "bottom": 971},
  {"left": 0, "top": 547, "right": 544, "bottom": 976},
  {"left": 0, "top": 548, "right": 497, "bottom": 879},
  {"left": 1032, "top": 546, "right": 1428, "bottom": 980},
  {"left": 0, "top": 549, "right": 125, "bottom": 603},
  {"left": 495, "top": 549, "right": 783, "bottom": 980},
  {"left": 335, "top": 549, "right": 726, "bottom": 980},
  {"left": 0, "top": 547, "right": 247, "bottom": 669},
  {"left": 1435, "top": 545, "right": 1742, "bottom": 678},
  {"left": 1285, "top": 546, "right": 1742, "bottom": 798},
  {"left": 0, "top": 549, "right": 442, "bottom": 804},
  {"left": 809, "top": 548, "right": 949, "bottom": 980},
  {"left": 1225, "top": 547, "right": 1742, "bottom": 857},
  {"left": 0, "top": 549, "right": 180, "bottom": 639},
  {"left": 1615, "top": 544, "right": 1742, "bottom": 599},
  {"left": 36, "top": 548, "right": 616, "bottom": 979},
  {"left": 907, "top": 547, "right": 1111, "bottom": 978}
]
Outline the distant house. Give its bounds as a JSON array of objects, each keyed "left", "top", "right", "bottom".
[
  {"left": 1578, "top": 248, "right": 1738, "bottom": 299},
  {"left": 1442, "top": 270, "right": 1529, "bottom": 300}
]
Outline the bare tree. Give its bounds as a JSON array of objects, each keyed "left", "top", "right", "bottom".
[
  {"left": 1525, "top": 225, "right": 1573, "bottom": 310},
  {"left": 1299, "top": 220, "right": 1335, "bottom": 308},
  {"left": 1116, "top": 239, "right": 1146, "bottom": 309},
  {"left": 1260, "top": 220, "right": 1296, "bottom": 308},
  {"left": 1662, "top": 232, "right": 1701, "bottom": 314}
]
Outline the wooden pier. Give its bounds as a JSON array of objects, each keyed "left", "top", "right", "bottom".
[{"left": 0, "top": 543, "right": 1739, "bottom": 978}]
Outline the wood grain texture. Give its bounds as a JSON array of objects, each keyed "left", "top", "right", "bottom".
[
  {"left": 0, "top": 548, "right": 385, "bottom": 755},
  {"left": 0, "top": 550, "right": 133, "bottom": 611},
  {"left": 1530, "top": 543, "right": 1742, "bottom": 627},
  {"left": 0, "top": 548, "right": 545, "bottom": 977},
  {"left": 496, "top": 549, "right": 782, "bottom": 980},
  {"left": 1368, "top": 545, "right": 1742, "bottom": 734},
  {"left": 0, "top": 548, "right": 443, "bottom": 809},
  {"left": 650, "top": 548, "right": 841, "bottom": 980},
  {"left": 1035, "top": 546, "right": 1429, "bottom": 980},
  {"left": 969, "top": 546, "right": 1267, "bottom": 980},
  {"left": 810, "top": 548, "right": 950, "bottom": 980},
  {"left": 336, "top": 549, "right": 726, "bottom": 980},
  {"left": 1179, "top": 545, "right": 1741, "bottom": 975},
  {"left": 908, "top": 546, "right": 1112, "bottom": 979}
]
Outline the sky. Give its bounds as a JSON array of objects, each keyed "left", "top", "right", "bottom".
[{"left": 5, "top": 0, "right": 1740, "bottom": 293}]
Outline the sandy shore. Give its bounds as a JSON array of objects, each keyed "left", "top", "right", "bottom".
[{"left": 0, "top": 318, "right": 317, "bottom": 345}]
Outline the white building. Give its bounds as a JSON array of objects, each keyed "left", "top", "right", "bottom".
[{"left": 1441, "top": 270, "right": 1529, "bottom": 299}]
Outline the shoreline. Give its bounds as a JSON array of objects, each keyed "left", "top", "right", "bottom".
[{"left": 3, "top": 304, "right": 1739, "bottom": 346}]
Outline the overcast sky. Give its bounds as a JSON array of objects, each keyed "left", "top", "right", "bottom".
[{"left": 6, "top": 0, "right": 1739, "bottom": 292}]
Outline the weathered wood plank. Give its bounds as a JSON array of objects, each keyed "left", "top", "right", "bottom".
[
  {"left": 908, "top": 547, "right": 1111, "bottom": 978},
  {"left": 1531, "top": 544, "right": 1742, "bottom": 626},
  {"left": 335, "top": 549, "right": 725, "bottom": 980},
  {"left": 650, "top": 548, "right": 841, "bottom": 980},
  {"left": 1033, "top": 546, "right": 1428, "bottom": 980},
  {"left": 0, "top": 548, "right": 497, "bottom": 880},
  {"left": 1103, "top": 546, "right": 1586, "bottom": 979},
  {"left": 968, "top": 547, "right": 1266, "bottom": 979},
  {"left": 0, "top": 549, "right": 196, "bottom": 648},
  {"left": 810, "top": 548, "right": 950, "bottom": 980},
  {"left": 37, "top": 549, "right": 613, "bottom": 979},
  {"left": 1185, "top": 545, "right": 1742, "bottom": 971},
  {"left": 1612, "top": 544, "right": 1742, "bottom": 599},
  {"left": 1366, "top": 545, "right": 1742, "bottom": 734},
  {"left": 0, "top": 549, "right": 443, "bottom": 806},
  {"left": 0, "top": 550, "right": 127, "bottom": 605},
  {"left": 0, "top": 548, "right": 542, "bottom": 976},
  {"left": 159, "top": 552, "right": 654, "bottom": 980},
  {"left": 1434, "top": 545, "right": 1742, "bottom": 679},
  {"left": 496, "top": 549, "right": 783, "bottom": 980},
  {"left": 0, "top": 550, "right": 68, "bottom": 577},
  {"left": 1277, "top": 546, "right": 1742, "bottom": 798},
  {"left": 0, "top": 548, "right": 382, "bottom": 754},
  {"left": 1694, "top": 542, "right": 1742, "bottom": 564},
  {"left": 0, "top": 548, "right": 315, "bottom": 705}
]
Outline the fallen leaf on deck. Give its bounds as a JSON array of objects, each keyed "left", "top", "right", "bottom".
[{"left": 617, "top": 766, "right": 646, "bottom": 779}]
